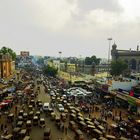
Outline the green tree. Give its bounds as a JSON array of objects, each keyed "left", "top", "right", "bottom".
[
  {"left": 0, "top": 46, "right": 16, "bottom": 60},
  {"left": 36, "top": 57, "right": 44, "bottom": 65},
  {"left": 85, "top": 55, "right": 101, "bottom": 65},
  {"left": 43, "top": 65, "right": 58, "bottom": 77},
  {"left": 110, "top": 60, "right": 128, "bottom": 76}
]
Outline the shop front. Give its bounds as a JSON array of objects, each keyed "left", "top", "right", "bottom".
[
  {"left": 136, "top": 99, "right": 140, "bottom": 115},
  {"left": 127, "top": 96, "right": 137, "bottom": 113},
  {"left": 115, "top": 92, "right": 128, "bottom": 108}
]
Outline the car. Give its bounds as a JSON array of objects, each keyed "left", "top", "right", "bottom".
[
  {"left": 3, "top": 81, "right": 8, "bottom": 85},
  {"left": 50, "top": 91, "right": 55, "bottom": 96},
  {"left": 43, "top": 103, "right": 50, "bottom": 111},
  {"left": 57, "top": 104, "right": 64, "bottom": 112},
  {"left": 0, "top": 78, "right": 4, "bottom": 83}
]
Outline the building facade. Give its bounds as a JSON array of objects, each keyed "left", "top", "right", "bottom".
[
  {"left": 111, "top": 44, "right": 140, "bottom": 72},
  {"left": 0, "top": 53, "right": 13, "bottom": 78}
]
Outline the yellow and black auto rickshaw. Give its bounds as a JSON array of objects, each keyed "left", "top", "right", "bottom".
[
  {"left": 69, "top": 121, "right": 77, "bottom": 131},
  {"left": 74, "top": 129, "right": 84, "bottom": 140},
  {"left": 40, "top": 118, "right": 45, "bottom": 128},
  {"left": 3, "top": 134, "right": 13, "bottom": 140},
  {"left": 33, "top": 116, "right": 39, "bottom": 126},
  {"left": 44, "top": 127, "right": 51, "bottom": 140},
  {"left": 50, "top": 112, "right": 56, "bottom": 121}
]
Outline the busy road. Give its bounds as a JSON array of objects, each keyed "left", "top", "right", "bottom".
[{"left": 0, "top": 70, "right": 140, "bottom": 140}]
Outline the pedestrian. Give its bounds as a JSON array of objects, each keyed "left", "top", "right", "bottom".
[
  {"left": 15, "top": 106, "right": 17, "bottom": 114},
  {"left": 1, "top": 124, "right": 3, "bottom": 131},
  {"left": 65, "top": 126, "right": 68, "bottom": 135},
  {"left": 89, "top": 114, "right": 91, "bottom": 118},
  {"left": 4, "top": 124, "right": 7, "bottom": 129}
]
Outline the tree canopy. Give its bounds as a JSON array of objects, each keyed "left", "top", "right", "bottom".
[
  {"left": 110, "top": 60, "right": 128, "bottom": 76},
  {"left": 43, "top": 65, "right": 58, "bottom": 77},
  {"left": 36, "top": 57, "right": 44, "bottom": 65},
  {"left": 0, "top": 46, "right": 16, "bottom": 60},
  {"left": 85, "top": 55, "right": 101, "bottom": 65}
]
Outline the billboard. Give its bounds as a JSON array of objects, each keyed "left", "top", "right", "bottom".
[{"left": 20, "top": 51, "right": 29, "bottom": 57}]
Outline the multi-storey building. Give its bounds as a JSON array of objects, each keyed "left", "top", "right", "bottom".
[
  {"left": 111, "top": 43, "right": 140, "bottom": 72},
  {"left": 0, "top": 53, "right": 13, "bottom": 78}
]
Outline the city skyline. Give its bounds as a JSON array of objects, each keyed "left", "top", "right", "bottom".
[{"left": 0, "top": 0, "right": 140, "bottom": 58}]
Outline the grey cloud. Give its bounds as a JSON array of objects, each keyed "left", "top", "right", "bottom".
[{"left": 78, "top": 0, "right": 123, "bottom": 13}]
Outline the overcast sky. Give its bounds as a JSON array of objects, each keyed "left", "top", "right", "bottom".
[{"left": 0, "top": 0, "right": 140, "bottom": 58}]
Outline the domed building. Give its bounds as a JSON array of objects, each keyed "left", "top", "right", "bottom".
[{"left": 111, "top": 43, "right": 140, "bottom": 72}]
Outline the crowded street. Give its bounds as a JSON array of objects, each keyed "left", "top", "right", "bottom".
[{"left": 0, "top": 70, "right": 140, "bottom": 140}]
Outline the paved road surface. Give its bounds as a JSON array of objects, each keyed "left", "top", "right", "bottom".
[{"left": 30, "top": 83, "right": 75, "bottom": 140}]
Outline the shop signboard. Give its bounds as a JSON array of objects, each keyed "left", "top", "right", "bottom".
[
  {"left": 127, "top": 96, "right": 136, "bottom": 106},
  {"left": 116, "top": 92, "right": 127, "bottom": 101}
]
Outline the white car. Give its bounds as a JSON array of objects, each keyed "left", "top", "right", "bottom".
[
  {"left": 50, "top": 91, "right": 55, "bottom": 96},
  {"left": 43, "top": 103, "right": 50, "bottom": 111},
  {"left": 57, "top": 104, "right": 64, "bottom": 112}
]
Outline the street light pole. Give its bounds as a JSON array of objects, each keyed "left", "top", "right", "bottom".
[
  {"left": 107, "top": 37, "right": 112, "bottom": 78},
  {"left": 59, "top": 51, "right": 62, "bottom": 60}
]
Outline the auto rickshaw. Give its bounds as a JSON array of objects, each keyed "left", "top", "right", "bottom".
[
  {"left": 31, "top": 93, "right": 35, "bottom": 99},
  {"left": 55, "top": 116, "right": 61, "bottom": 128},
  {"left": 23, "top": 113, "right": 28, "bottom": 121},
  {"left": 51, "top": 96, "right": 55, "bottom": 103},
  {"left": 70, "top": 113, "right": 76, "bottom": 121},
  {"left": 30, "top": 100, "right": 35, "bottom": 107},
  {"left": 33, "top": 116, "right": 39, "bottom": 126},
  {"left": 69, "top": 106, "right": 75, "bottom": 111},
  {"left": 40, "top": 118, "right": 45, "bottom": 128},
  {"left": 7, "top": 113, "right": 14, "bottom": 123},
  {"left": 19, "top": 129, "right": 27, "bottom": 139},
  {"left": 23, "top": 136, "right": 31, "bottom": 140},
  {"left": 3, "top": 134, "right": 13, "bottom": 140},
  {"left": 28, "top": 111, "right": 34, "bottom": 119},
  {"left": 119, "top": 137, "right": 128, "bottom": 140},
  {"left": 66, "top": 103, "right": 71, "bottom": 109},
  {"left": 84, "top": 118, "right": 92, "bottom": 123},
  {"left": 75, "top": 108, "right": 80, "bottom": 113},
  {"left": 26, "top": 120, "right": 32, "bottom": 131},
  {"left": 60, "top": 113, "right": 66, "bottom": 122},
  {"left": 70, "top": 109, "right": 76, "bottom": 114},
  {"left": 17, "top": 121, "right": 23, "bottom": 128},
  {"left": 105, "top": 135, "right": 116, "bottom": 140},
  {"left": 97, "top": 125, "right": 105, "bottom": 132},
  {"left": 38, "top": 102, "right": 43, "bottom": 109},
  {"left": 36, "top": 100, "right": 41, "bottom": 105},
  {"left": 13, "top": 127, "right": 21, "bottom": 139},
  {"left": 99, "top": 137, "right": 108, "bottom": 140},
  {"left": 77, "top": 116, "right": 84, "bottom": 123},
  {"left": 19, "top": 110, "right": 24, "bottom": 116},
  {"left": 87, "top": 125, "right": 95, "bottom": 135},
  {"left": 36, "top": 111, "right": 41, "bottom": 118},
  {"left": 50, "top": 112, "right": 56, "bottom": 121},
  {"left": 92, "top": 129, "right": 103, "bottom": 139},
  {"left": 28, "top": 105, "right": 33, "bottom": 111},
  {"left": 86, "top": 121, "right": 94, "bottom": 126},
  {"left": 18, "top": 116, "right": 23, "bottom": 121},
  {"left": 48, "top": 108, "right": 54, "bottom": 116},
  {"left": 74, "top": 129, "right": 84, "bottom": 140},
  {"left": 77, "top": 113, "right": 83, "bottom": 118},
  {"left": 44, "top": 127, "right": 51, "bottom": 140},
  {"left": 69, "top": 121, "right": 77, "bottom": 131},
  {"left": 78, "top": 121, "right": 87, "bottom": 132}
]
